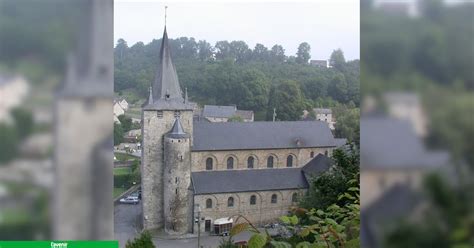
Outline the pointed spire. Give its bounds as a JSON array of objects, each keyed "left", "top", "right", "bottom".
[
  {"left": 167, "top": 118, "right": 189, "bottom": 139},
  {"left": 148, "top": 86, "right": 153, "bottom": 104},
  {"left": 152, "top": 25, "right": 183, "bottom": 102},
  {"left": 184, "top": 87, "right": 188, "bottom": 104}
]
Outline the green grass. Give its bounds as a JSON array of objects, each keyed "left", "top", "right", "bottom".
[
  {"left": 114, "top": 153, "right": 136, "bottom": 161},
  {"left": 114, "top": 167, "right": 131, "bottom": 175},
  {"left": 113, "top": 187, "right": 127, "bottom": 198}
]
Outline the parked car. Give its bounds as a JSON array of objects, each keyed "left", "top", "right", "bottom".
[{"left": 119, "top": 196, "right": 139, "bottom": 204}]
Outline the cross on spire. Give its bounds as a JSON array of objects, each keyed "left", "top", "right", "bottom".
[{"left": 165, "top": 6, "right": 168, "bottom": 26}]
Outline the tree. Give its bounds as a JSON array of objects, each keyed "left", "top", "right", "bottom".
[
  {"left": 215, "top": 41, "right": 232, "bottom": 60},
  {"left": 334, "top": 106, "right": 360, "bottom": 146},
  {"left": 230, "top": 40, "right": 251, "bottom": 63},
  {"left": 197, "top": 40, "right": 214, "bottom": 61},
  {"left": 11, "top": 107, "right": 33, "bottom": 139},
  {"left": 115, "top": 38, "right": 128, "bottom": 60},
  {"left": 330, "top": 49, "right": 346, "bottom": 71},
  {"left": 0, "top": 124, "right": 19, "bottom": 164},
  {"left": 269, "top": 44, "right": 286, "bottom": 63},
  {"left": 118, "top": 115, "right": 133, "bottom": 132},
  {"left": 267, "top": 80, "right": 305, "bottom": 121},
  {"left": 296, "top": 42, "right": 311, "bottom": 64},
  {"left": 300, "top": 147, "right": 359, "bottom": 210},
  {"left": 114, "top": 123, "right": 124, "bottom": 145},
  {"left": 125, "top": 231, "right": 155, "bottom": 248},
  {"left": 228, "top": 115, "right": 244, "bottom": 122},
  {"left": 328, "top": 74, "right": 349, "bottom": 103},
  {"left": 252, "top": 43, "right": 269, "bottom": 62}
]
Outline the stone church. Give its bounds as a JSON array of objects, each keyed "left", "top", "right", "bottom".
[{"left": 141, "top": 26, "right": 345, "bottom": 235}]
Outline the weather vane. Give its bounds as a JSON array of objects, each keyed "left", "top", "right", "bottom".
[{"left": 165, "top": 6, "right": 168, "bottom": 26}]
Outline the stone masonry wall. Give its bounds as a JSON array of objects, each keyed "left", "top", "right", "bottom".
[
  {"left": 141, "top": 109, "right": 193, "bottom": 230},
  {"left": 193, "top": 189, "right": 306, "bottom": 233},
  {"left": 191, "top": 147, "right": 333, "bottom": 172}
]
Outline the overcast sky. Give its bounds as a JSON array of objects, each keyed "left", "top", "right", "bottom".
[{"left": 114, "top": 0, "right": 360, "bottom": 61}]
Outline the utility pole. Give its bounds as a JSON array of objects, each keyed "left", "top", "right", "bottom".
[
  {"left": 195, "top": 204, "right": 201, "bottom": 248},
  {"left": 272, "top": 108, "right": 277, "bottom": 122}
]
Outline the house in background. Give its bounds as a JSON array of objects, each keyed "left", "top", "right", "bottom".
[
  {"left": 310, "top": 60, "right": 329, "bottom": 68},
  {"left": 201, "top": 105, "right": 254, "bottom": 122},
  {"left": 360, "top": 117, "right": 450, "bottom": 248},
  {"left": 113, "top": 99, "right": 128, "bottom": 123},
  {"left": 383, "top": 92, "right": 427, "bottom": 137},
  {"left": 0, "top": 74, "right": 29, "bottom": 122},
  {"left": 302, "top": 108, "right": 335, "bottom": 130}
]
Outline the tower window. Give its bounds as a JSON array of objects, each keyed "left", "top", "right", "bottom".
[
  {"left": 325, "top": 151, "right": 329, "bottom": 156},
  {"left": 267, "top": 156, "right": 274, "bottom": 168},
  {"left": 227, "top": 157, "right": 234, "bottom": 170},
  {"left": 271, "top": 194, "right": 277, "bottom": 204},
  {"left": 206, "top": 158, "right": 213, "bottom": 170},
  {"left": 206, "top": 199, "right": 212, "bottom": 208},
  {"left": 287, "top": 155, "right": 294, "bottom": 167},
  {"left": 227, "top": 197, "right": 234, "bottom": 207},
  {"left": 310, "top": 151, "right": 314, "bottom": 158},
  {"left": 157, "top": 111, "right": 163, "bottom": 118},
  {"left": 174, "top": 111, "right": 180, "bottom": 117},
  {"left": 250, "top": 195, "right": 256, "bottom": 205},
  {"left": 247, "top": 156, "right": 255, "bottom": 169}
]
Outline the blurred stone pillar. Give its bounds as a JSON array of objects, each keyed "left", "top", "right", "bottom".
[{"left": 53, "top": 0, "right": 113, "bottom": 240}]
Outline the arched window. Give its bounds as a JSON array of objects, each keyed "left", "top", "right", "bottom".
[
  {"left": 286, "top": 155, "right": 293, "bottom": 167},
  {"left": 267, "top": 156, "right": 274, "bottom": 168},
  {"left": 227, "top": 157, "right": 234, "bottom": 170},
  {"left": 206, "top": 158, "right": 213, "bottom": 170},
  {"left": 227, "top": 197, "right": 234, "bottom": 207},
  {"left": 247, "top": 156, "right": 255, "bottom": 169},
  {"left": 324, "top": 150, "right": 329, "bottom": 156},
  {"left": 310, "top": 151, "right": 315, "bottom": 158},
  {"left": 292, "top": 193, "right": 298, "bottom": 203},
  {"left": 271, "top": 194, "right": 277, "bottom": 204},
  {"left": 250, "top": 195, "right": 256, "bottom": 205},
  {"left": 206, "top": 198, "right": 212, "bottom": 208}
]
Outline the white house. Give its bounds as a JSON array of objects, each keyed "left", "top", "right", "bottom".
[{"left": 0, "top": 74, "right": 29, "bottom": 122}]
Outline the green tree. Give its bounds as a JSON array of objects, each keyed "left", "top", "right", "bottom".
[
  {"left": 267, "top": 80, "right": 305, "bottom": 121},
  {"left": 334, "top": 107, "right": 360, "bottom": 146},
  {"left": 118, "top": 115, "right": 133, "bottom": 132},
  {"left": 328, "top": 74, "right": 349, "bottom": 103},
  {"left": 11, "top": 107, "right": 33, "bottom": 139},
  {"left": 197, "top": 40, "right": 214, "bottom": 62},
  {"left": 114, "top": 123, "right": 124, "bottom": 145},
  {"left": 269, "top": 44, "right": 286, "bottom": 63},
  {"left": 252, "top": 43, "right": 269, "bottom": 61},
  {"left": 125, "top": 231, "right": 155, "bottom": 248},
  {"left": 228, "top": 115, "right": 244, "bottom": 122},
  {"left": 296, "top": 42, "right": 311, "bottom": 64},
  {"left": 329, "top": 49, "right": 346, "bottom": 71},
  {"left": 0, "top": 124, "right": 19, "bottom": 164}
]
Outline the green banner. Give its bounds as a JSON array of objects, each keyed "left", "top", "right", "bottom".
[{"left": 0, "top": 241, "right": 118, "bottom": 248}]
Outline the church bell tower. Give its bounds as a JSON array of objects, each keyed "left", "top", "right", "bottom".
[{"left": 141, "top": 25, "right": 194, "bottom": 232}]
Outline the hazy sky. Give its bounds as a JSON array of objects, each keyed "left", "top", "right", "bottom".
[{"left": 114, "top": 0, "right": 360, "bottom": 61}]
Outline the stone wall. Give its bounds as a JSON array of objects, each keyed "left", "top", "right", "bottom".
[
  {"left": 163, "top": 135, "right": 192, "bottom": 234},
  {"left": 191, "top": 147, "right": 333, "bottom": 172},
  {"left": 193, "top": 189, "right": 306, "bottom": 233},
  {"left": 141, "top": 109, "right": 193, "bottom": 230}
]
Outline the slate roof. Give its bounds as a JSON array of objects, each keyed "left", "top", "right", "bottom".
[
  {"left": 302, "top": 154, "right": 333, "bottom": 176},
  {"left": 313, "top": 108, "right": 332, "bottom": 114},
  {"left": 191, "top": 168, "right": 309, "bottom": 195},
  {"left": 202, "top": 105, "right": 237, "bottom": 118},
  {"left": 167, "top": 118, "right": 190, "bottom": 139},
  {"left": 192, "top": 121, "right": 339, "bottom": 151},
  {"left": 361, "top": 117, "right": 449, "bottom": 169},
  {"left": 235, "top": 110, "right": 254, "bottom": 120}
]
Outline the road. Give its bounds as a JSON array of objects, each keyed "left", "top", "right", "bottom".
[
  {"left": 114, "top": 200, "right": 268, "bottom": 248},
  {"left": 114, "top": 201, "right": 142, "bottom": 247}
]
